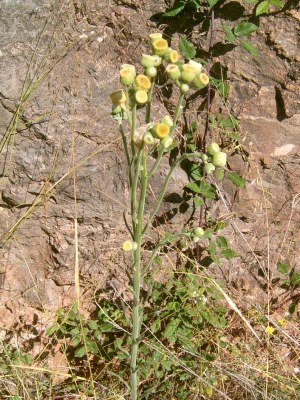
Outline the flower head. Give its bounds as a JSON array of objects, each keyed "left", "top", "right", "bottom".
[
  {"left": 193, "top": 72, "right": 209, "bottom": 89},
  {"left": 166, "top": 64, "right": 181, "bottom": 80},
  {"left": 265, "top": 325, "right": 275, "bottom": 335},
  {"left": 135, "top": 90, "right": 148, "bottom": 105},
  {"left": 140, "top": 54, "right": 157, "bottom": 68},
  {"left": 212, "top": 151, "right": 227, "bottom": 168},
  {"left": 149, "top": 32, "right": 162, "bottom": 44},
  {"left": 122, "top": 240, "right": 137, "bottom": 252},
  {"left": 152, "top": 39, "right": 168, "bottom": 56},
  {"left": 120, "top": 66, "right": 136, "bottom": 86},
  {"left": 189, "top": 59, "right": 202, "bottom": 73},
  {"left": 207, "top": 142, "right": 220, "bottom": 155},
  {"left": 180, "top": 64, "right": 197, "bottom": 83},
  {"left": 152, "top": 123, "right": 170, "bottom": 139},
  {"left": 110, "top": 89, "right": 126, "bottom": 107},
  {"left": 134, "top": 74, "right": 152, "bottom": 91},
  {"left": 160, "top": 115, "right": 173, "bottom": 128},
  {"left": 164, "top": 48, "right": 179, "bottom": 63}
]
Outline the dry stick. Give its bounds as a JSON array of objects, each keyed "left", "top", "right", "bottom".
[{"left": 197, "top": 8, "right": 215, "bottom": 262}]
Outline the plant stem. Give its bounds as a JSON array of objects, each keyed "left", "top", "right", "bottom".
[
  {"left": 146, "top": 80, "right": 155, "bottom": 124},
  {"left": 130, "top": 149, "right": 148, "bottom": 400},
  {"left": 149, "top": 92, "right": 185, "bottom": 177}
]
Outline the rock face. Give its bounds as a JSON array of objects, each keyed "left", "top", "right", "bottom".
[{"left": 0, "top": 0, "right": 299, "bottom": 335}]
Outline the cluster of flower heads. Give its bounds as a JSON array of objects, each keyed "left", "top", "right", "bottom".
[{"left": 201, "top": 142, "right": 227, "bottom": 179}]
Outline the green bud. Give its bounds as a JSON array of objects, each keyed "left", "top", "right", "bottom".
[
  {"left": 193, "top": 227, "right": 205, "bottom": 237},
  {"left": 180, "top": 64, "right": 197, "bottom": 83},
  {"left": 189, "top": 59, "right": 202, "bottom": 73},
  {"left": 193, "top": 72, "right": 209, "bottom": 89},
  {"left": 180, "top": 84, "right": 190, "bottom": 94},
  {"left": 160, "top": 115, "right": 173, "bottom": 128},
  {"left": 145, "top": 66, "right": 157, "bottom": 78},
  {"left": 161, "top": 136, "right": 173, "bottom": 148},
  {"left": 193, "top": 236, "right": 200, "bottom": 243},
  {"left": 140, "top": 54, "right": 157, "bottom": 68},
  {"left": 153, "top": 55, "right": 162, "bottom": 67},
  {"left": 152, "top": 38, "right": 168, "bottom": 56},
  {"left": 111, "top": 105, "right": 122, "bottom": 115},
  {"left": 201, "top": 154, "right": 209, "bottom": 162},
  {"left": 204, "top": 162, "right": 216, "bottom": 174},
  {"left": 149, "top": 32, "right": 162, "bottom": 44},
  {"left": 166, "top": 64, "right": 181, "bottom": 80},
  {"left": 207, "top": 142, "right": 220, "bottom": 155},
  {"left": 143, "top": 132, "right": 155, "bottom": 145},
  {"left": 213, "top": 151, "right": 227, "bottom": 168},
  {"left": 135, "top": 90, "right": 148, "bottom": 105}
]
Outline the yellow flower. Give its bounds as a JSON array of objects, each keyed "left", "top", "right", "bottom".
[
  {"left": 122, "top": 240, "right": 137, "bottom": 252},
  {"left": 120, "top": 66, "right": 136, "bottom": 86},
  {"left": 265, "top": 325, "right": 275, "bottom": 335},
  {"left": 278, "top": 318, "right": 285, "bottom": 326},
  {"left": 149, "top": 32, "right": 162, "bottom": 43},
  {"left": 152, "top": 39, "right": 168, "bottom": 56},
  {"left": 193, "top": 72, "right": 209, "bottom": 89},
  {"left": 166, "top": 64, "right": 181, "bottom": 80},
  {"left": 152, "top": 123, "right": 170, "bottom": 139},
  {"left": 180, "top": 64, "right": 197, "bottom": 83},
  {"left": 135, "top": 90, "right": 148, "bottom": 105},
  {"left": 134, "top": 74, "right": 152, "bottom": 91},
  {"left": 110, "top": 89, "right": 126, "bottom": 107}
]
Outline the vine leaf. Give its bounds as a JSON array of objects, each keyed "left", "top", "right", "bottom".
[
  {"left": 179, "top": 37, "right": 196, "bottom": 60},
  {"left": 240, "top": 40, "right": 259, "bottom": 57},
  {"left": 228, "top": 172, "right": 246, "bottom": 187},
  {"left": 234, "top": 22, "right": 258, "bottom": 36},
  {"left": 256, "top": 0, "right": 269, "bottom": 16}
]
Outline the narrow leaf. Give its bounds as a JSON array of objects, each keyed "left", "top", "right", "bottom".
[
  {"left": 234, "top": 22, "right": 258, "bottom": 37},
  {"left": 270, "top": 0, "right": 283, "bottom": 7},
  {"left": 179, "top": 37, "right": 196, "bottom": 60},
  {"left": 163, "top": 1, "right": 186, "bottom": 17},
  {"left": 222, "top": 23, "right": 235, "bottom": 43},
  {"left": 277, "top": 261, "right": 289, "bottom": 274},
  {"left": 256, "top": 1, "right": 269, "bottom": 15},
  {"left": 240, "top": 40, "right": 259, "bottom": 57},
  {"left": 228, "top": 172, "right": 246, "bottom": 188}
]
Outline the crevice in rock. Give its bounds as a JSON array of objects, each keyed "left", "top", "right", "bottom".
[{"left": 275, "top": 86, "right": 288, "bottom": 121}]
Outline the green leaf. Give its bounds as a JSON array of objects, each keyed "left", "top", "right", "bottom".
[
  {"left": 186, "top": 182, "right": 201, "bottom": 194},
  {"left": 163, "top": 1, "right": 186, "bottom": 17},
  {"left": 221, "top": 249, "right": 237, "bottom": 259},
  {"left": 46, "top": 324, "right": 59, "bottom": 336},
  {"left": 75, "top": 346, "right": 86, "bottom": 358},
  {"left": 207, "top": 0, "right": 221, "bottom": 8},
  {"left": 179, "top": 37, "right": 196, "bottom": 60},
  {"left": 228, "top": 172, "right": 246, "bottom": 188},
  {"left": 88, "top": 320, "right": 99, "bottom": 331},
  {"left": 277, "top": 261, "right": 289, "bottom": 274},
  {"left": 199, "top": 181, "right": 217, "bottom": 199},
  {"left": 290, "top": 272, "right": 300, "bottom": 286},
  {"left": 256, "top": 0, "right": 270, "bottom": 15},
  {"left": 189, "top": 0, "right": 201, "bottom": 9},
  {"left": 216, "top": 236, "right": 228, "bottom": 249},
  {"left": 270, "top": 0, "right": 283, "bottom": 7},
  {"left": 71, "top": 335, "right": 82, "bottom": 347},
  {"left": 193, "top": 196, "right": 204, "bottom": 207},
  {"left": 222, "top": 23, "right": 235, "bottom": 43},
  {"left": 163, "top": 318, "right": 180, "bottom": 341},
  {"left": 234, "top": 22, "right": 258, "bottom": 37},
  {"left": 241, "top": 40, "right": 259, "bottom": 57}
]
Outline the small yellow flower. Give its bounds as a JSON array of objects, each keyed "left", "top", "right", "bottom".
[
  {"left": 122, "top": 240, "right": 137, "bottom": 252},
  {"left": 152, "top": 38, "right": 168, "bottom": 56},
  {"left": 134, "top": 74, "right": 152, "bottom": 91},
  {"left": 152, "top": 123, "right": 170, "bottom": 139},
  {"left": 149, "top": 32, "right": 162, "bottom": 43},
  {"left": 265, "top": 325, "right": 275, "bottom": 335},
  {"left": 120, "top": 66, "right": 136, "bottom": 86},
  {"left": 166, "top": 64, "right": 181, "bottom": 80},
  {"left": 110, "top": 89, "right": 126, "bottom": 107},
  {"left": 135, "top": 90, "right": 148, "bottom": 105},
  {"left": 164, "top": 48, "right": 179, "bottom": 63},
  {"left": 193, "top": 72, "right": 209, "bottom": 89},
  {"left": 278, "top": 318, "right": 285, "bottom": 326}
]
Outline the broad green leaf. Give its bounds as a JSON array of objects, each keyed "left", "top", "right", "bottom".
[
  {"left": 75, "top": 346, "right": 86, "bottom": 358},
  {"left": 186, "top": 182, "right": 201, "bottom": 194},
  {"left": 270, "top": 0, "right": 283, "bottom": 7},
  {"left": 88, "top": 320, "right": 99, "bottom": 330},
  {"left": 71, "top": 335, "right": 81, "bottom": 347},
  {"left": 216, "top": 236, "right": 228, "bottom": 249},
  {"left": 199, "top": 181, "right": 217, "bottom": 199},
  {"left": 290, "top": 272, "right": 300, "bottom": 286},
  {"left": 179, "top": 37, "right": 196, "bottom": 60},
  {"left": 163, "top": 1, "right": 186, "bottom": 17},
  {"left": 86, "top": 339, "right": 99, "bottom": 354},
  {"left": 221, "top": 249, "right": 237, "bottom": 259},
  {"left": 234, "top": 22, "right": 258, "bottom": 37},
  {"left": 228, "top": 172, "right": 246, "bottom": 188},
  {"left": 222, "top": 23, "right": 235, "bottom": 43},
  {"left": 277, "top": 261, "right": 289, "bottom": 274},
  {"left": 189, "top": 0, "right": 201, "bottom": 8},
  {"left": 189, "top": 163, "right": 202, "bottom": 181},
  {"left": 256, "top": 0, "right": 269, "bottom": 15},
  {"left": 163, "top": 318, "right": 180, "bottom": 340},
  {"left": 241, "top": 40, "right": 259, "bottom": 57},
  {"left": 207, "top": 0, "right": 221, "bottom": 8},
  {"left": 46, "top": 324, "right": 59, "bottom": 336}
]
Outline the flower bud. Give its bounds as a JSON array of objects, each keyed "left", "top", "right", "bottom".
[
  {"left": 161, "top": 136, "right": 173, "bottom": 148},
  {"left": 121, "top": 64, "right": 135, "bottom": 71},
  {"left": 213, "top": 151, "right": 227, "bottom": 168},
  {"left": 204, "top": 162, "right": 216, "bottom": 174},
  {"left": 189, "top": 59, "right": 202, "bottom": 73},
  {"left": 111, "top": 105, "right": 122, "bottom": 115},
  {"left": 133, "top": 74, "right": 151, "bottom": 92},
  {"left": 201, "top": 153, "right": 209, "bottom": 162},
  {"left": 122, "top": 240, "right": 137, "bottom": 252},
  {"left": 180, "top": 83, "right": 190, "bottom": 94},
  {"left": 110, "top": 89, "right": 126, "bottom": 107},
  {"left": 135, "top": 90, "right": 148, "bottom": 105},
  {"left": 207, "top": 142, "right": 220, "bottom": 155},
  {"left": 149, "top": 32, "right": 162, "bottom": 44},
  {"left": 166, "top": 64, "right": 181, "bottom": 80},
  {"left": 180, "top": 64, "right": 197, "bottom": 83},
  {"left": 193, "top": 227, "right": 205, "bottom": 237},
  {"left": 140, "top": 54, "right": 157, "bottom": 68},
  {"left": 143, "top": 132, "right": 155, "bottom": 145},
  {"left": 193, "top": 73, "right": 209, "bottom": 89},
  {"left": 160, "top": 115, "right": 173, "bottom": 128},
  {"left": 193, "top": 236, "right": 200, "bottom": 243},
  {"left": 152, "top": 39, "right": 168, "bottom": 56},
  {"left": 152, "top": 123, "right": 170, "bottom": 139},
  {"left": 120, "top": 66, "right": 136, "bottom": 86},
  {"left": 145, "top": 66, "right": 157, "bottom": 78},
  {"left": 152, "top": 55, "right": 162, "bottom": 67},
  {"left": 164, "top": 48, "right": 179, "bottom": 63}
]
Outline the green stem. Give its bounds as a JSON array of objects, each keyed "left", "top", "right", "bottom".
[
  {"left": 130, "top": 149, "right": 148, "bottom": 400},
  {"left": 131, "top": 103, "right": 137, "bottom": 160},
  {"left": 149, "top": 92, "right": 185, "bottom": 177},
  {"left": 143, "top": 152, "right": 201, "bottom": 234},
  {"left": 146, "top": 80, "right": 155, "bottom": 124},
  {"left": 131, "top": 145, "right": 143, "bottom": 229}
]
